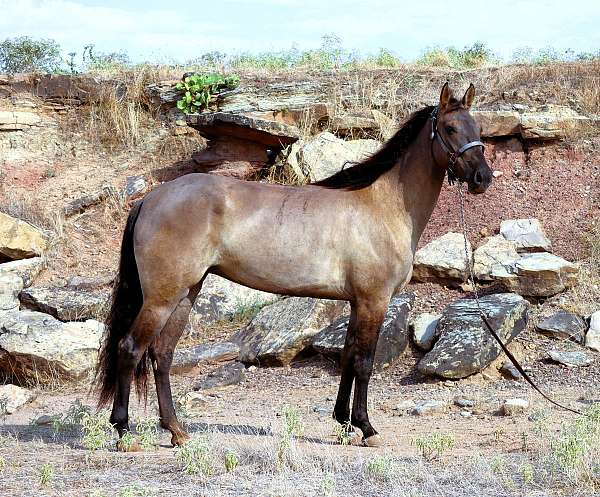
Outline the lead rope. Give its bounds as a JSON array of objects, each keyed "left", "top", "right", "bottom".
[{"left": 455, "top": 182, "right": 582, "bottom": 415}]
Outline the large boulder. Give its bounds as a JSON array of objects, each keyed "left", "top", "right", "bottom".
[
  {"left": 190, "top": 274, "right": 279, "bottom": 328},
  {"left": 0, "top": 274, "right": 23, "bottom": 312},
  {"left": 418, "top": 293, "right": 529, "bottom": 379},
  {"left": 0, "top": 212, "right": 47, "bottom": 260},
  {"left": 0, "top": 257, "right": 44, "bottom": 287},
  {"left": 472, "top": 110, "right": 521, "bottom": 137},
  {"left": 473, "top": 235, "right": 520, "bottom": 281},
  {"left": 19, "top": 286, "right": 110, "bottom": 322},
  {"left": 0, "top": 384, "right": 35, "bottom": 414},
  {"left": 233, "top": 297, "right": 347, "bottom": 366},
  {"left": 311, "top": 293, "right": 415, "bottom": 369},
  {"left": 490, "top": 253, "right": 578, "bottom": 297},
  {"left": 536, "top": 311, "right": 587, "bottom": 343},
  {"left": 412, "top": 232, "right": 472, "bottom": 286},
  {"left": 0, "top": 310, "right": 104, "bottom": 380},
  {"left": 296, "top": 132, "right": 381, "bottom": 182},
  {"left": 500, "top": 218, "right": 552, "bottom": 253},
  {"left": 519, "top": 105, "right": 590, "bottom": 140},
  {"left": 171, "top": 341, "right": 240, "bottom": 374}
]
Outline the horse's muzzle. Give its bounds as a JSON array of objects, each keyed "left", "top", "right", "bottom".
[{"left": 468, "top": 166, "right": 493, "bottom": 194}]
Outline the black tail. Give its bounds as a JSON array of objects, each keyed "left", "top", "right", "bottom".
[{"left": 95, "top": 200, "right": 149, "bottom": 408}]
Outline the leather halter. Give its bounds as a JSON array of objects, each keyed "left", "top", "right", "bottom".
[{"left": 429, "top": 106, "right": 485, "bottom": 184}]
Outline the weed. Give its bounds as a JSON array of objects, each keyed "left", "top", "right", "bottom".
[
  {"left": 135, "top": 417, "right": 159, "bottom": 450},
  {"left": 365, "top": 455, "right": 395, "bottom": 481},
  {"left": 230, "top": 297, "right": 270, "bottom": 322},
  {"left": 224, "top": 449, "right": 239, "bottom": 473},
  {"left": 175, "top": 73, "right": 239, "bottom": 115},
  {"left": 0, "top": 398, "right": 7, "bottom": 423},
  {"left": 80, "top": 411, "right": 114, "bottom": 450},
  {"left": 176, "top": 433, "right": 214, "bottom": 476},
  {"left": 0, "top": 455, "right": 5, "bottom": 472},
  {"left": 334, "top": 422, "right": 353, "bottom": 446},
  {"left": 413, "top": 432, "right": 455, "bottom": 460},
  {"left": 119, "top": 431, "right": 137, "bottom": 451},
  {"left": 118, "top": 484, "right": 149, "bottom": 497},
  {"left": 39, "top": 462, "right": 54, "bottom": 486},
  {"left": 520, "top": 463, "right": 534, "bottom": 484},
  {"left": 320, "top": 473, "right": 336, "bottom": 495},
  {"left": 276, "top": 405, "right": 305, "bottom": 468}
]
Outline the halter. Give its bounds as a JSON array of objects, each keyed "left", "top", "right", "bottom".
[{"left": 429, "top": 106, "right": 485, "bottom": 184}]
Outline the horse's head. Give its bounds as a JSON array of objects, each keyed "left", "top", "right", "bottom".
[{"left": 431, "top": 83, "right": 492, "bottom": 194}]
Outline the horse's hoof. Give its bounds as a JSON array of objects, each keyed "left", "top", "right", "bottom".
[
  {"left": 171, "top": 432, "right": 191, "bottom": 447},
  {"left": 116, "top": 439, "right": 143, "bottom": 452},
  {"left": 363, "top": 434, "right": 384, "bottom": 447}
]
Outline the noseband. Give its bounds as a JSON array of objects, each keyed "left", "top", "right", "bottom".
[{"left": 430, "top": 106, "right": 485, "bottom": 184}]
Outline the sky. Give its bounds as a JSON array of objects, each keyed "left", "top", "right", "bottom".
[{"left": 1, "top": 0, "right": 599, "bottom": 63}]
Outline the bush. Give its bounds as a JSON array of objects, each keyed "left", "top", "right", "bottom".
[
  {"left": 416, "top": 42, "right": 493, "bottom": 68},
  {"left": 175, "top": 73, "right": 240, "bottom": 114},
  {"left": 0, "top": 36, "right": 62, "bottom": 74}
]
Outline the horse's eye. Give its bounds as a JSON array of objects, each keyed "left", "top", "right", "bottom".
[{"left": 445, "top": 125, "right": 456, "bottom": 134}]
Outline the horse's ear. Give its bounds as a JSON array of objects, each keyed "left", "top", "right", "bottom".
[
  {"left": 439, "top": 82, "right": 451, "bottom": 111},
  {"left": 462, "top": 83, "right": 475, "bottom": 109}
]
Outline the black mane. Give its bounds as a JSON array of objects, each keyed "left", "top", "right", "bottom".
[{"left": 312, "top": 105, "right": 435, "bottom": 190}]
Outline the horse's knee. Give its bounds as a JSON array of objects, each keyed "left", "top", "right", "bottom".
[{"left": 118, "top": 335, "right": 142, "bottom": 367}]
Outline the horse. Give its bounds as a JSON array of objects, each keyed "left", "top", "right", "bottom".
[{"left": 95, "top": 82, "right": 493, "bottom": 450}]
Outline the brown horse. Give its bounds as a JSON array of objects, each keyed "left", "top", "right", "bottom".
[{"left": 95, "top": 82, "right": 492, "bottom": 450}]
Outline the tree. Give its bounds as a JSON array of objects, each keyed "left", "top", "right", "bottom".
[{"left": 0, "top": 36, "right": 62, "bottom": 74}]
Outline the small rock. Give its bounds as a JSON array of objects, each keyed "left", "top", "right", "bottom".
[
  {"left": 492, "top": 170, "right": 503, "bottom": 178},
  {"left": 123, "top": 175, "right": 147, "bottom": 200},
  {"left": 193, "top": 362, "right": 246, "bottom": 390},
  {"left": 0, "top": 257, "right": 44, "bottom": 287},
  {"left": 460, "top": 411, "right": 473, "bottom": 418},
  {"left": 536, "top": 311, "right": 586, "bottom": 343},
  {"left": 454, "top": 397, "right": 476, "bottom": 408},
  {"left": 500, "top": 218, "right": 551, "bottom": 253},
  {"left": 411, "top": 399, "right": 448, "bottom": 416},
  {"left": 0, "top": 212, "right": 47, "bottom": 260},
  {"left": 502, "top": 398, "right": 529, "bottom": 416},
  {"left": 473, "top": 235, "right": 520, "bottom": 281},
  {"left": 34, "top": 414, "right": 54, "bottom": 425},
  {"left": 0, "top": 384, "right": 35, "bottom": 414},
  {"left": 410, "top": 313, "right": 441, "bottom": 351},
  {"left": 500, "top": 361, "right": 522, "bottom": 380},
  {"left": 177, "top": 392, "right": 208, "bottom": 413},
  {"left": 19, "top": 286, "right": 110, "bottom": 322},
  {"left": 312, "top": 405, "right": 331, "bottom": 416},
  {"left": 585, "top": 311, "right": 600, "bottom": 352},
  {"left": 0, "top": 274, "right": 23, "bottom": 312},
  {"left": 547, "top": 350, "right": 592, "bottom": 367},
  {"left": 394, "top": 400, "right": 417, "bottom": 413}
]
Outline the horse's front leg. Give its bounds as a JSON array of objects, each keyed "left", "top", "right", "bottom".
[
  {"left": 333, "top": 304, "right": 357, "bottom": 427},
  {"left": 350, "top": 299, "right": 388, "bottom": 447}
]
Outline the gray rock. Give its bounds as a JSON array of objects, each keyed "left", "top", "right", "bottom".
[
  {"left": 502, "top": 398, "right": 529, "bottom": 416},
  {"left": 412, "top": 232, "right": 472, "bottom": 286},
  {"left": 0, "top": 310, "right": 103, "bottom": 380},
  {"left": 193, "top": 362, "right": 246, "bottom": 390},
  {"left": 177, "top": 391, "right": 208, "bottom": 413},
  {"left": 123, "top": 175, "right": 147, "bottom": 200},
  {"left": 66, "top": 274, "right": 114, "bottom": 291},
  {"left": 190, "top": 274, "right": 279, "bottom": 327},
  {"left": 454, "top": 397, "right": 477, "bottom": 408},
  {"left": 233, "top": 297, "right": 346, "bottom": 366},
  {"left": 312, "top": 293, "right": 415, "bottom": 369},
  {"left": 536, "top": 311, "right": 587, "bottom": 343},
  {"left": 19, "top": 286, "right": 109, "bottom": 322},
  {"left": 410, "top": 312, "right": 441, "bottom": 351},
  {"left": 411, "top": 399, "right": 448, "bottom": 416},
  {"left": 0, "top": 257, "right": 44, "bottom": 287},
  {"left": 585, "top": 311, "right": 600, "bottom": 352},
  {"left": 171, "top": 342, "right": 240, "bottom": 374},
  {"left": 297, "top": 132, "right": 381, "bottom": 182},
  {"left": 63, "top": 186, "right": 115, "bottom": 217},
  {"left": 519, "top": 105, "right": 590, "bottom": 140},
  {"left": 418, "top": 293, "right": 529, "bottom": 379},
  {"left": 500, "top": 218, "right": 552, "bottom": 253},
  {"left": 0, "top": 384, "right": 35, "bottom": 414},
  {"left": 500, "top": 361, "right": 522, "bottom": 380},
  {"left": 473, "top": 235, "right": 520, "bottom": 281},
  {"left": 547, "top": 350, "right": 592, "bottom": 367},
  {"left": 490, "top": 253, "right": 578, "bottom": 297},
  {"left": 0, "top": 274, "right": 23, "bottom": 312}
]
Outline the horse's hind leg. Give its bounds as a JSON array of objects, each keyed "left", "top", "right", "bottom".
[
  {"left": 333, "top": 304, "right": 357, "bottom": 427},
  {"left": 110, "top": 294, "right": 185, "bottom": 450},
  {"left": 149, "top": 283, "right": 202, "bottom": 447}
]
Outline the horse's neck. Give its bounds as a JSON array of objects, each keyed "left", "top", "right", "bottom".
[{"left": 376, "top": 126, "right": 446, "bottom": 253}]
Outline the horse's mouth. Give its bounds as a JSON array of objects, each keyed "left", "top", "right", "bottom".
[{"left": 467, "top": 181, "right": 489, "bottom": 194}]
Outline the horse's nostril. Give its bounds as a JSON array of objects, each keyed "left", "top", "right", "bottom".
[{"left": 473, "top": 171, "right": 483, "bottom": 185}]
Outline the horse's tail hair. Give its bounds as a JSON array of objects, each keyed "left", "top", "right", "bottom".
[{"left": 95, "top": 199, "right": 146, "bottom": 408}]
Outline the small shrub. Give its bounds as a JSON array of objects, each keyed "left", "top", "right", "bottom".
[
  {"left": 80, "top": 411, "right": 114, "bottom": 451},
  {"left": 277, "top": 405, "right": 305, "bottom": 467},
  {"left": 320, "top": 473, "right": 336, "bottom": 495},
  {"left": 175, "top": 74, "right": 240, "bottom": 115},
  {"left": 365, "top": 455, "right": 395, "bottom": 481},
  {"left": 0, "top": 455, "right": 6, "bottom": 472},
  {"left": 118, "top": 484, "right": 149, "bottom": 497},
  {"left": 0, "top": 36, "right": 62, "bottom": 74},
  {"left": 224, "top": 449, "right": 239, "bottom": 473},
  {"left": 334, "top": 422, "right": 353, "bottom": 446},
  {"left": 176, "top": 434, "right": 214, "bottom": 476},
  {"left": 119, "top": 431, "right": 137, "bottom": 452},
  {"left": 39, "top": 462, "right": 54, "bottom": 486},
  {"left": 135, "top": 417, "right": 159, "bottom": 450},
  {"left": 413, "top": 432, "right": 455, "bottom": 460},
  {"left": 374, "top": 48, "right": 400, "bottom": 68},
  {"left": 520, "top": 463, "right": 534, "bottom": 484}
]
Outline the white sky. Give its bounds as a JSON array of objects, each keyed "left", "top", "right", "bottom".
[{"left": 1, "top": 0, "right": 598, "bottom": 62}]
